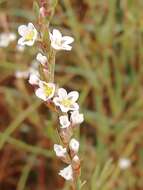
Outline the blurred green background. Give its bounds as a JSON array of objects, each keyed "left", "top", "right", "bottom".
[{"left": 0, "top": 0, "right": 143, "bottom": 189}]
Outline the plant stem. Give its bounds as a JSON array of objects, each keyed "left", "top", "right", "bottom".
[{"left": 49, "top": 49, "right": 56, "bottom": 82}]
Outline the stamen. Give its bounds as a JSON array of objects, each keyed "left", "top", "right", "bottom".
[
  {"left": 61, "top": 99, "right": 72, "bottom": 107},
  {"left": 25, "top": 31, "right": 35, "bottom": 41},
  {"left": 44, "top": 85, "right": 53, "bottom": 97}
]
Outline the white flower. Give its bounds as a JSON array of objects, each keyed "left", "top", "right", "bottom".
[
  {"left": 69, "top": 138, "right": 79, "bottom": 154},
  {"left": 28, "top": 73, "right": 39, "bottom": 85},
  {"left": 18, "top": 23, "right": 38, "bottom": 46},
  {"left": 70, "top": 110, "right": 84, "bottom": 125},
  {"left": 53, "top": 88, "right": 79, "bottom": 113},
  {"left": 35, "top": 80, "right": 55, "bottom": 101},
  {"left": 59, "top": 115, "right": 70, "bottom": 128},
  {"left": 54, "top": 144, "right": 67, "bottom": 157},
  {"left": 118, "top": 158, "right": 131, "bottom": 170},
  {"left": 15, "top": 70, "right": 29, "bottom": 79},
  {"left": 49, "top": 29, "right": 74, "bottom": 51},
  {"left": 36, "top": 53, "right": 47, "bottom": 66},
  {"left": 59, "top": 165, "right": 73, "bottom": 181},
  {"left": 0, "top": 32, "right": 16, "bottom": 47}
]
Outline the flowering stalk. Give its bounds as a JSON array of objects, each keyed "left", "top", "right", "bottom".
[{"left": 17, "top": 1, "right": 84, "bottom": 189}]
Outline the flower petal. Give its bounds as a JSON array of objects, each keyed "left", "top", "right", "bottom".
[
  {"left": 58, "top": 88, "right": 67, "bottom": 99},
  {"left": 59, "top": 105, "right": 70, "bottom": 113},
  {"left": 53, "top": 29, "right": 62, "bottom": 39},
  {"left": 49, "top": 32, "right": 53, "bottom": 41},
  {"left": 35, "top": 88, "right": 46, "bottom": 101},
  {"left": 53, "top": 97, "right": 61, "bottom": 106},
  {"left": 62, "top": 36, "right": 74, "bottom": 45},
  {"left": 28, "top": 22, "right": 35, "bottom": 30},
  {"left": 28, "top": 74, "right": 39, "bottom": 85},
  {"left": 70, "top": 103, "right": 79, "bottom": 111},
  {"left": 36, "top": 53, "right": 47, "bottom": 65},
  {"left": 59, "top": 165, "right": 73, "bottom": 181},
  {"left": 68, "top": 91, "right": 79, "bottom": 102},
  {"left": 51, "top": 42, "right": 62, "bottom": 50},
  {"left": 18, "top": 25, "right": 27, "bottom": 36},
  {"left": 24, "top": 40, "right": 35, "bottom": 46},
  {"left": 62, "top": 44, "right": 72, "bottom": 51},
  {"left": 18, "top": 37, "right": 26, "bottom": 46}
]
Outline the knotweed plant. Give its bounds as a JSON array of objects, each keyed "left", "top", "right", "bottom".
[{"left": 17, "top": 1, "right": 85, "bottom": 189}]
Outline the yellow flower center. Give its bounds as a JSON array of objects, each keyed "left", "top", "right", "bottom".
[
  {"left": 43, "top": 85, "right": 53, "bottom": 97},
  {"left": 25, "top": 31, "right": 35, "bottom": 41},
  {"left": 55, "top": 39, "right": 62, "bottom": 46},
  {"left": 61, "top": 99, "right": 72, "bottom": 107}
]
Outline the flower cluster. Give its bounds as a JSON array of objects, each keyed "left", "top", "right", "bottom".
[{"left": 17, "top": 20, "right": 84, "bottom": 183}]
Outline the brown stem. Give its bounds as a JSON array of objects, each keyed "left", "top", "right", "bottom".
[
  {"left": 71, "top": 181, "right": 77, "bottom": 190},
  {"left": 49, "top": 49, "right": 56, "bottom": 82}
]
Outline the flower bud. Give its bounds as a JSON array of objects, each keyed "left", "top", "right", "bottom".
[
  {"left": 70, "top": 110, "right": 84, "bottom": 125},
  {"left": 54, "top": 144, "right": 70, "bottom": 164},
  {"left": 59, "top": 115, "right": 70, "bottom": 128},
  {"left": 69, "top": 138, "right": 79, "bottom": 156},
  {"left": 59, "top": 165, "right": 73, "bottom": 181},
  {"left": 54, "top": 144, "right": 66, "bottom": 157},
  {"left": 36, "top": 52, "right": 47, "bottom": 66},
  {"left": 28, "top": 73, "right": 39, "bottom": 85},
  {"left": 118, "top": 158, "right": 131, "bottom": 170}
]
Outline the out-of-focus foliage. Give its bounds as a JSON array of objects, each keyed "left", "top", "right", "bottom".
[{"left": 0, "top": 0, "right": 143, "bottom": 189}]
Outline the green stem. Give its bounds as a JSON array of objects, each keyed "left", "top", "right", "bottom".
[{"left": 16, "top": 155, "right": 35, "bottom": 190}]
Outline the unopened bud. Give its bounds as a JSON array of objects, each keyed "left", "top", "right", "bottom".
[
  {"left": 53, "top": 144, "right": 70, "bottom": 164},
  {"left": 69, "top": 138, "right": 79, "bottom": 157}
]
